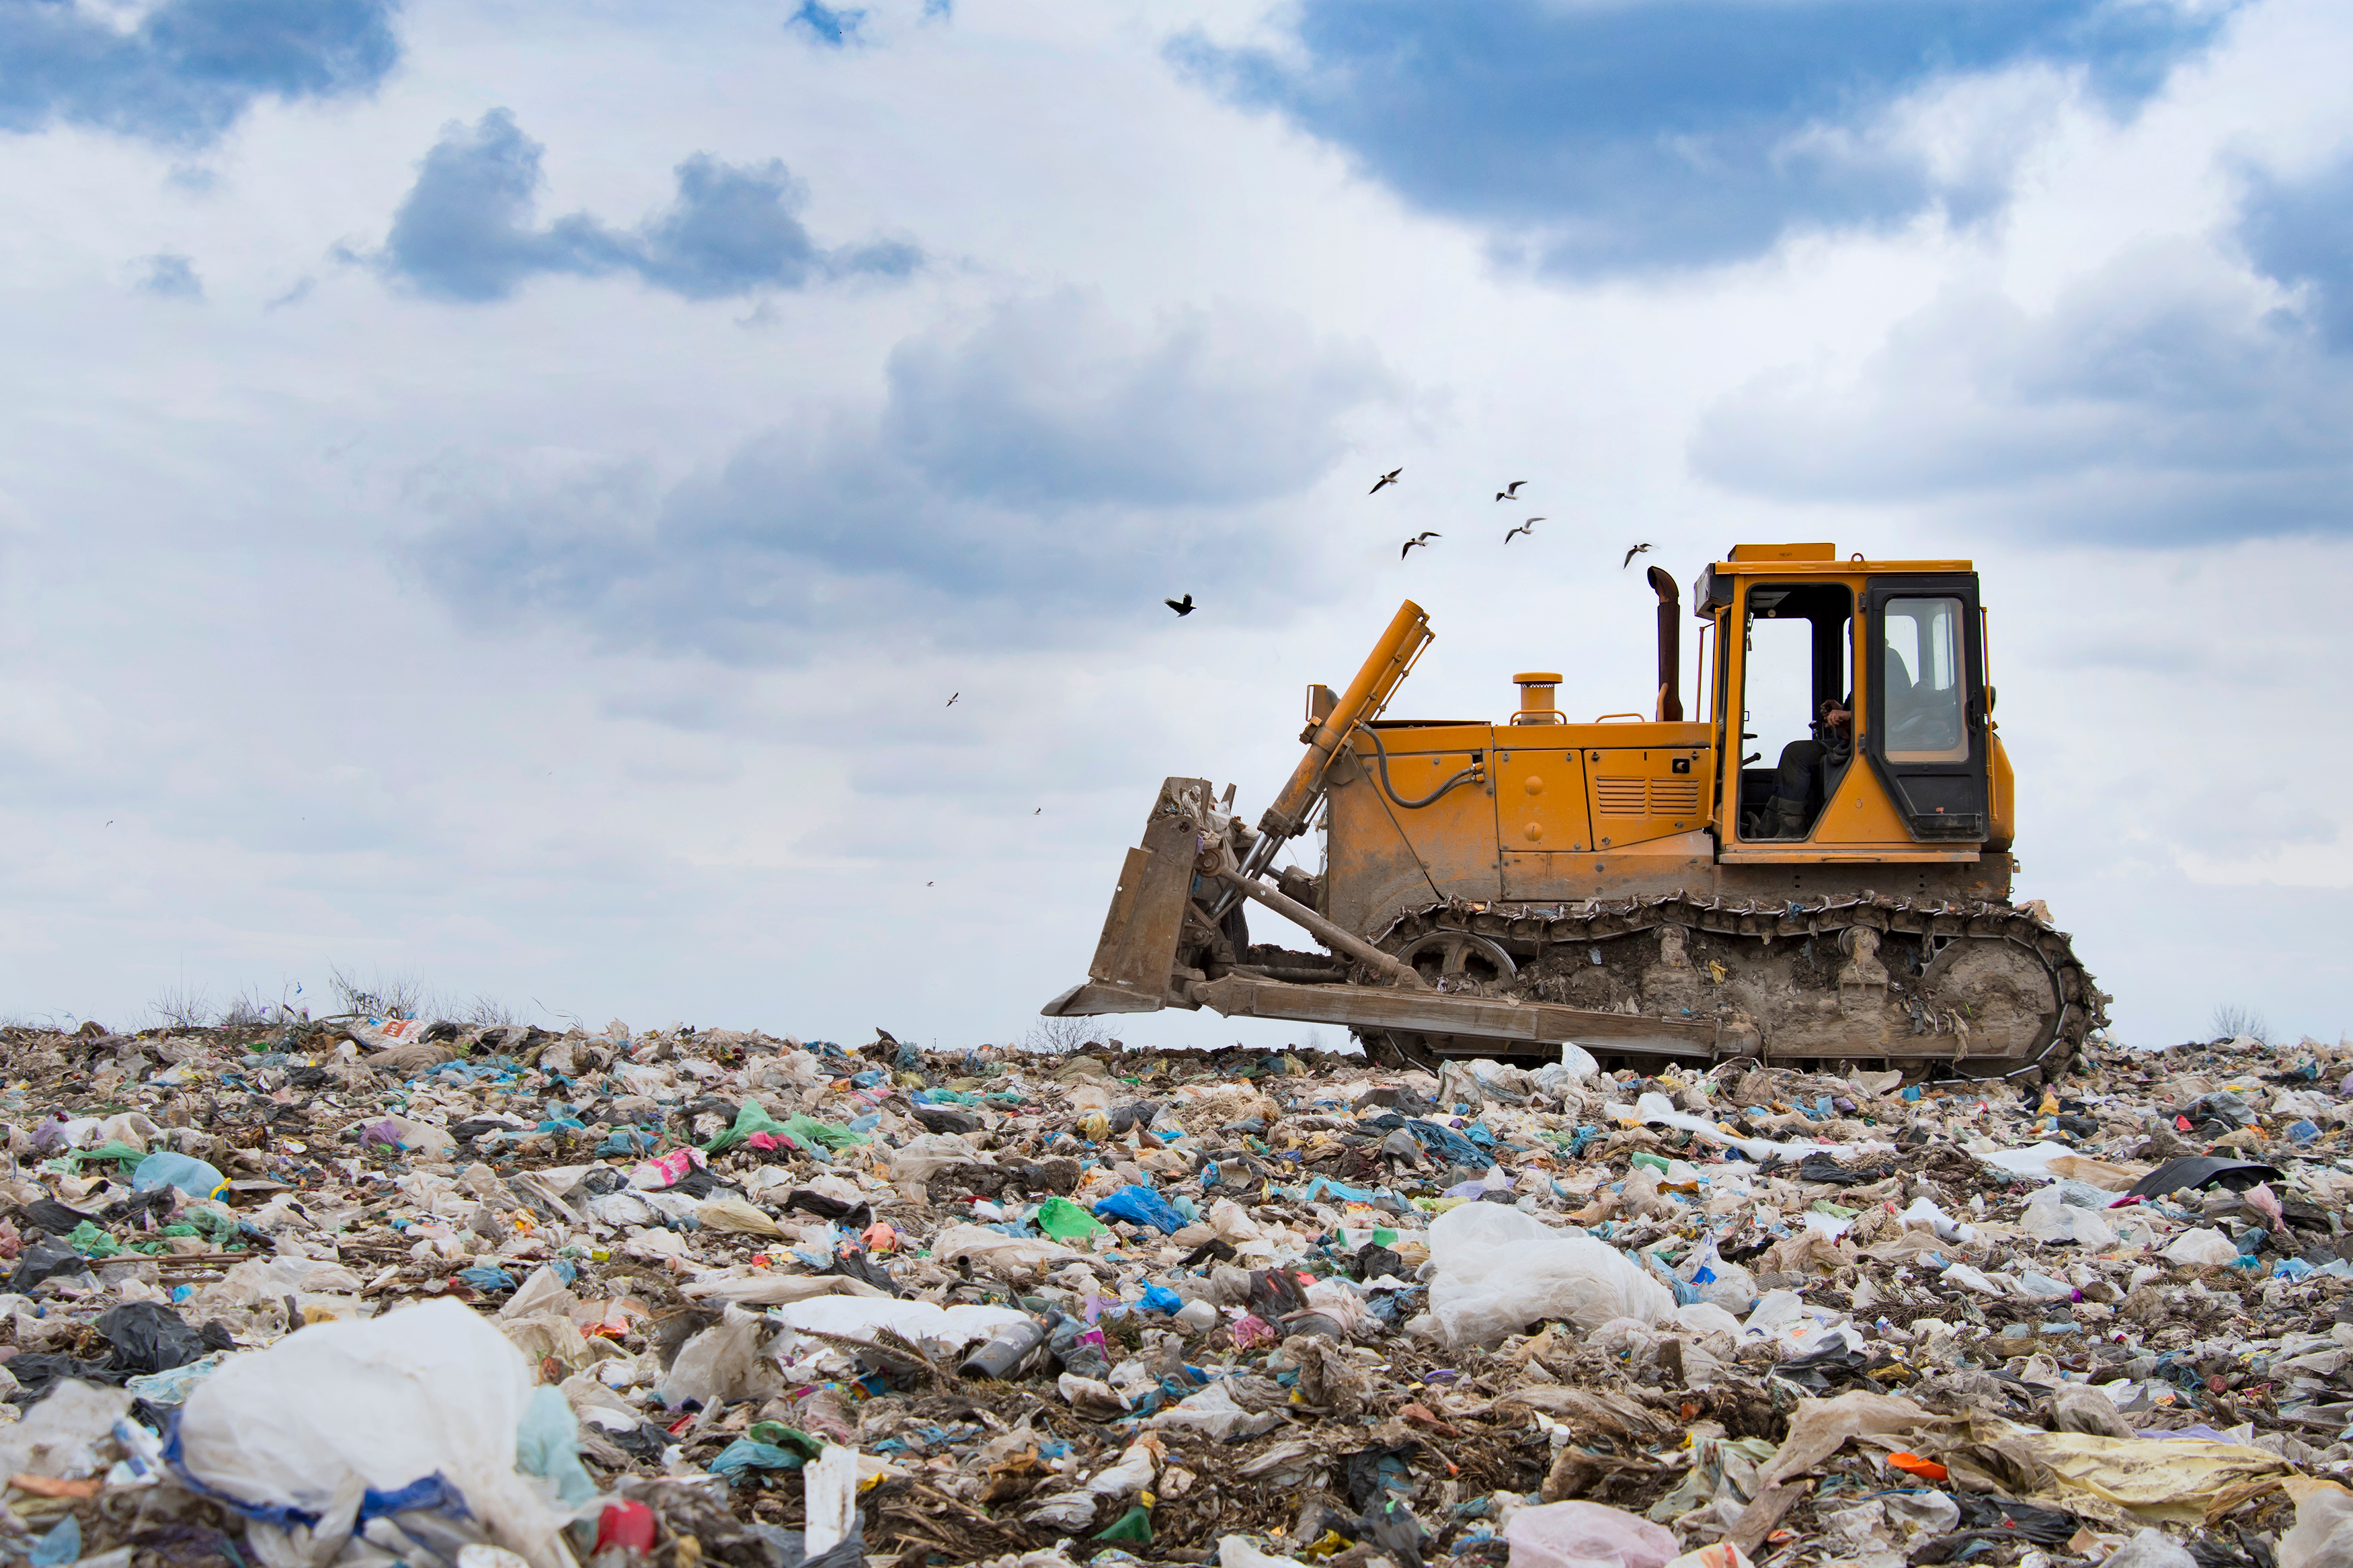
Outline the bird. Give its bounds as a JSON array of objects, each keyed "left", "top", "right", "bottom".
[
  {"left": 1622, "top": 543, "right": 1653, "bottom": 569},
  {"left": 945, "top": 692, "right": 958, "bottom": 706},
  {"left": 104, "top": 821, "right": 113, "bottom": 827},
  {"left": 1034, "top": 808, "right": 1042, "bottom": 815},
  {"left": 1494, "top": 481, "right": 1527, "bottom": 501},
  {"left": 926, "top": 881, "right": 934, "bottom": 887},
  {"left": 1165, "top": 593, "right": 1195, "bottom": 616},
  {"left": 1505, "top": 517, "right": 1544, "bottom": 542},
  {"left": 1369, "top": 468, "right": 1402, "bottom": 494},
  {"left": 877, "top": 1027, "right": 900, "bottom": 1045},
  {"left": 1400, "top": 532, "right": 1440, "bottom": 559}
]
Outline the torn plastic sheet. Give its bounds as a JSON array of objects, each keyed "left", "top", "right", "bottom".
[{"left": 1616, "top": 1094, "right": 1892, "bottom": 1163}]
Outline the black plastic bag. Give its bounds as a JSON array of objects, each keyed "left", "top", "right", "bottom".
[
  {"left": 8, "top": 1237, "right": 95, "bottom": 1294},
  {"left": 826, "top": 1247, "right": 901, "bottom": 1298},
  {"left": 97, "top": 1301, "right": 232, "bottom": 1376},
  {"left": 18, "top": 1199, "right": 95, "bottom": 1237}
]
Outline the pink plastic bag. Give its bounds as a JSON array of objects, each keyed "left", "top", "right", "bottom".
[{"left": 630, "top": 1148, "right": 709, "bottom": 1190}]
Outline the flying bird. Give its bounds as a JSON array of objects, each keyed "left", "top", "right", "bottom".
[
  {"left": 1165, "top": 593, "right": 1195, "bottom": 616},
  {"left": 1400, "top": 531, "right": 1440, "bottom": 559},
  {"left": 1505, "top": 517, "right": 1545, "bottom": 542},
  {"left": 1034, "top": 808, "right": 1042, "bottom": 815},
  {"left": 1622, "top": 543, "right": 1653, "bottom": 569},
  {"left": 945, "top": 692, "right": 958, "bottom": 707},
  {"left": 1494, "top": 481, "right": 1527, "bottom": 501},
  {"left": 1369, "top": 468, "right": 1402, "bottom": 494}
]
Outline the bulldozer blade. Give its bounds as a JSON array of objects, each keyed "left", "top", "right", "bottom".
[
  {"left": 1187, "top": 973, "right": 1724, "bottom": 1059},
  {"left": 1041, "top": 777, "right": 1208, "bottom": 1018}
]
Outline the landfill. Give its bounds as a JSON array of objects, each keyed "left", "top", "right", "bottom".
[{"left": 3, "top": 1017, "right": 2353, "bottom": 1568}]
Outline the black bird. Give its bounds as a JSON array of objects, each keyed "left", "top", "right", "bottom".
[
  {"left": 876, "top": 1027, "right": 900, "bottom": 1045},
  {"left": 945, "top": 692, "right": 958, "bottom": 706},
  {"left": 1369, "top": 468, "right": 1402, "bottom": 494},
  {"left": 1165, "top": 594, "right": 1195, "bottom": 616},
  {"left": 1505, "top": 517, "right": 1544, "bottom": 542},
  {"left": 1034, "top": 808, "right": 1042, "bottom": 815},
  {"left": 1494, "top": 481, "right": 1527, "bottom": 501},
  {"left": 1400, "top": 531, "right": 1440, "bottom": 559},
  {"left": 1622, "top": 543, "right": 1653, "bottom": 569}
]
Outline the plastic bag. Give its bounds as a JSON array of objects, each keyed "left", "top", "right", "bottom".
[
  {"left": 2102, "top": 1530, "right": 2196, "bottom": 1568},
  {"left": 1145, "top": 1380, "right": 1281, "bottom": 1441},
  {"left": 1677, "top": 1239, "right": 1756, "bottom": 1315},
  {"left": 175, "top": 1298, "right": 581, "bottom": 1568},
  {"left": 0, "top": 1381, "right": 133, "bottom": 1479},
  {"left": 97, "top": 1301, "right": 223, "bottom": 1376},
  {"left": 2163, "top": 1229, "right": 2241, "bottom": 1266},
  {"left": 1035, "top": 1197, "right": 1108, "bottom": 1241},
  {"left": 696, "top": 1196, "right": 785, "bottom": 1237},
  {"left": 662, "top": 1307, "right": 778, "bottom": 1409},
  {"left": 889, "top": 1134, "right": 991, "bottom": 1182},
  {"left": 930, "top": 1224, "right": 1080, "bottom": 1270},
  {"left": 2022, "top": 1188, "right": 2116, "bottom": 1247},
  {"left": 132, "top": 1151, "right": 228, "bottom": 1202},
  {"left": 769, "top": 1295, "right": 1034, "bottom": 1358},
  {"left": 1423, "top": 1203, "right": 1674, "bottom": 1347},
  {"left": 1092, "top": 1185, "right": 1185, "bottom": 1235},
  {"left": 2282, "top": 1479, "right": 2353, "bottom": 1568},
  {"left": 1504, "top": 1501, "right": 1677, "bottom": 1568}
]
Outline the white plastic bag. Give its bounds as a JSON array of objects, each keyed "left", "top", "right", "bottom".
[
  {"left": 1505, "top": 1500, "right": 1678, "bottom": 1568},
  {"left": 769, "top": 1295, "right": 1034, "bottom": 1357},
  {"left": 176, "top": 1299, "right": 579, "bottom": 1568},
  {"left": 1425, "top": 1204, "right": 1673, "bottom": 1347},
  {"left": 2022, "top": 1188, "right": 2116, "bottom": 1247},
  {"left": 660, "top": 1305, "right": 779, "bottom": 1407},
  {"left": 2163, "top": 1229, "right": 2242, "bottom": 1267}
]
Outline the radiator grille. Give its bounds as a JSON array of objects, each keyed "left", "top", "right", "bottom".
[{"left": 1594, "top": 779, "right": 1648, "bottom": 816}]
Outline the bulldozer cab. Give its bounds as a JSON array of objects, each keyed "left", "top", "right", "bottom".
[{"left": 1702, "top": 544, "right": 2004, "bottom": 860}]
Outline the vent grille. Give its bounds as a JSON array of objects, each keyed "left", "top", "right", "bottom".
[
  {"left": 1595, "top": 778, "right": 1704, "bottom": 818},
  {"left": 1594, "top": 779, "right": 1648, "bottom": 816}
]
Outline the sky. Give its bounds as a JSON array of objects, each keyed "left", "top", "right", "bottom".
[{"left": 1, "top": 0, "right": 2348, "bottom": 1050}]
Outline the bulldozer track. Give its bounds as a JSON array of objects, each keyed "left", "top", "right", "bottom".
[{"left": 1357, "top": 889, "right": 2107, "bottom": 1079}]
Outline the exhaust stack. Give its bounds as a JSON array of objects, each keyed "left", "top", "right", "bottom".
[{"left": 1646, "top": 566, "right": 1683, "bottom": 722}]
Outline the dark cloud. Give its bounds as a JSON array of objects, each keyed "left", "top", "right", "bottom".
[
  {"left": 1691, "top": 237, "right": 2353, "bottom": 542},
  {"left": 378, "top": 110, "right": 920, "bottom": 303},
  {"left": 2237, "top": 151, "right": 2353, "bottom": 352},
  {"left": 410, "top": 292, "right": 1399, "bottom": 661},
  {"left": 0, "top": 0, "right": 400, "bottom": 147},
  {"left": 1171, "top": 0, "right": 2231, "bottom": 275},
  {"left": 788, "top": 1, "right": 865, "bottom": 48},
  {"left": 136, "top": 253, "right": 203, "bottom": 299}
]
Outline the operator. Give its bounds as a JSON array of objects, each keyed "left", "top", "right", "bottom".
[{"left": 1764, "top": 695, "right": 1851, "bottom": 838}]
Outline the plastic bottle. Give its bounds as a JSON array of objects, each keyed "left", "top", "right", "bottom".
[{"left": 957, "top": 1319, "right": 1045, "bottom": 1380}]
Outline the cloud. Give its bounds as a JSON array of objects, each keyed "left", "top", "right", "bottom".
[
  {"left": 135, "top": 253, "right": 202, "bottom": 299},
  {"left": 788, "top": 1, "right": 866, "bottom": 48},
  {"left": 2237, "top": 149, "right": 2353, "bottom": 352},
  {"left": 1690, "top": 235, "right": 2353, "bottom": 542},
  {"left": 1170, "top": 0, "right": 2233, "bottom": 275},
  {"left": 377, "top": 110, "right": 920, "bottom": 303},
  {"left": 409, "top": 291, "right": 1399, "bottom": 661},
  {"left": 0, "top": 0, "right": 401, "bottom": 148}
]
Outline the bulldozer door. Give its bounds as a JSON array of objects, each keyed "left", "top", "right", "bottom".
[
  {"left": 1728, "top": 582, "right": 1853, "bottom": 843},
  {"left": 1864, "top": 578, "right": 1989, "bottom": 840}
]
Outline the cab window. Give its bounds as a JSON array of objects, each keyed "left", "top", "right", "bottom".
[{"left": 1880, "top": 597, "right": 1967, "bottom": 762}]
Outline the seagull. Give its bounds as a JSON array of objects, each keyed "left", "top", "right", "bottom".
[
  {"left": 1034, "top": 808, "right": 1042, "bottom": 815},
  {"left": 876, "top": 1027, "right": 900, "bottom": 1045},
  {"left": 1622, "top": 543, "right": 1653, "bottom": 569},
  {"left": 1505, "top": 517, "right": 1544, "bottom": 542},
  {"left": 1369, "top": 468, "right": 1402, "bottom": 494},
  {"left": 1494, "top": 481, "right": 1527, "bottom": 501},
  {"left": 1400, "top": 532, "right": 1440, "bottom": 559},
  {"left": 1165, "top": 593, "right": 1195, "bottom": 616},
  {"left": 945, "top": 692, "right": 958, "bottom": 706}
]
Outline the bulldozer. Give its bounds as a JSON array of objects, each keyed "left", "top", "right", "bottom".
[{"left": 1043, "top": 544, "right": 2105, "bottom": 1079}]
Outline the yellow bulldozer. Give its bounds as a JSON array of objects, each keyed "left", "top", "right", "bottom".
[{"left": 1044, "top": 544, "right": 2105, "bottom": 1079}]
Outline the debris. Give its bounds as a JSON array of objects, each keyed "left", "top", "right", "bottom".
[{"left": 1, "top": 1016, "right": 2352, "bottom": 1568}]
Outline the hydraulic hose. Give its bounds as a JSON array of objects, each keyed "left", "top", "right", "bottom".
[{"left": 1360, "top": 723, "right": 1482, "bottom": 809}]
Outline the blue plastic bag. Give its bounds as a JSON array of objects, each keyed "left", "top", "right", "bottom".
[
  {"left": 132, "top": 1151, "right": 229, "bottom": 1202},
  {"left": 1092, "top": 1184, "right": 1186, "bottom": 1235},
  {"left": 1138, "top": 1283, "right": 1183, "bottom": 1315}
]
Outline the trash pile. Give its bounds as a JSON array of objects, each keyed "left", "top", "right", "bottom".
[{"left": 2, "top": 1014, "right": 2353, "bottom": 1568}]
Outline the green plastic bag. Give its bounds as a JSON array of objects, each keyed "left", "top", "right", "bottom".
[
  {"left": 1093, "top": 1505, "right": 1153, "bottom": 1543},
  {"left": 744, "top": 1423, "right": 826, "bottom": 1461},
  {"left": 1034, "top": 1196, "right": 1107, "bottom": 1241},
  {"left": 781, "top": 1114, "right": 871, "bottom": 1150},
  {"left": 703, "top": 1101, "right": 791, "bottom": 1154},
  {"left": 66, "top": 1221, "right": 121, "bottom": 1258}
]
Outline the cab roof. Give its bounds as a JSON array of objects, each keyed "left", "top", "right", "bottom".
[{"left": 1715, "top": 543, "right": 1972, "bottom": 573}]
